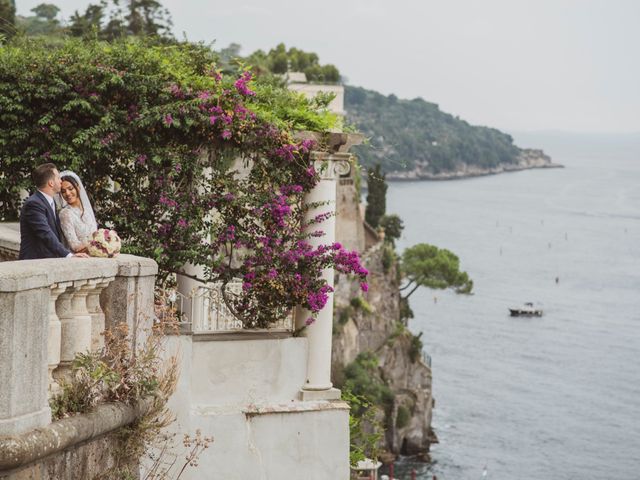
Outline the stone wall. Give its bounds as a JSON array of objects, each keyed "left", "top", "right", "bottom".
[
  {"left": 162, "top": 334, "right": 350, "bottom": 480},
  {"left": 0, "top": 224, "right": 158, "bottom": 479}
]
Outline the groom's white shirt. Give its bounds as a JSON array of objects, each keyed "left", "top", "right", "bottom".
[
  {"left": 38, "top": 190, "right": 56, "bottom": 216},
  {"left": 38, "top": 189, "right": 73, "bottom": 258}
]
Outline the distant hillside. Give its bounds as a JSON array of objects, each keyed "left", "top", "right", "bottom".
[{"left": 345, "top": 86, "right": 558, "bottom": 179}]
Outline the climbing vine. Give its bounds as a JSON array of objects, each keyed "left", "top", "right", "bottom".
[{"left": 0, "top": 38, "right": 367, "bottom": 325}]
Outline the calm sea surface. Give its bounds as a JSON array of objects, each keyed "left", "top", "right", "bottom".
[{"left": 386, "top": 133, "right": 640, "bottom": 480}]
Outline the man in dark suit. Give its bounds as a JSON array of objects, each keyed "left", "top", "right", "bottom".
[{"left": 19, "top": 163, "right": 89, "bottom": 260}]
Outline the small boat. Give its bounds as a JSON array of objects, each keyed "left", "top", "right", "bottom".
[{"left": 509, "top": 302, "right": 543, "bottom": 317}]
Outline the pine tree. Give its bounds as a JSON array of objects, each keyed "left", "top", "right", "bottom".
[{"left": 365, "top": 164, "right": 387, "bottom": 228}]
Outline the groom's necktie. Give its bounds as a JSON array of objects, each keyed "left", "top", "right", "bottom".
[{"left": 49, "top": 199, "right": 62, "bottom": 240}]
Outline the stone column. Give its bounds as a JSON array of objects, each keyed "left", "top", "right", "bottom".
[
  {"left": 176, "top": 263, "right": 206, "bottom": 331},
  {"left": 87, "top": 277, "right": 114, "bottom": 351},
  {"left": 0, "top": 263, "right": 51, "bottom": 436},
  {"left": 296, "top": 152, "right": 351, "bottom": 400},
  {"left": 48, "top": 281, "right": 71, "bottom": 396}
]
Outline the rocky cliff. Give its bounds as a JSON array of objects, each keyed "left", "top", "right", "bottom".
[{"left": 333, "top": 174, "right": 436, "bottom": 457}]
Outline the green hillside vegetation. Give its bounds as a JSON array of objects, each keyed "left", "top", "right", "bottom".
[
  {"left": 240, "top": 45, "right": 527, "bottom": 175},
  {"left": 345, "top": 86, "right": 521, "bottom": 174}
]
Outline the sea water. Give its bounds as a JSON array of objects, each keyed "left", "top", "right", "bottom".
[{"left": 385, "top": 133, "right": 640, "bottom": 480}]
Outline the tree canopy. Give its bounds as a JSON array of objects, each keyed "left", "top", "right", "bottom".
[
  {"left": 68, "top": 0, "right": 173, "bottom": 40},
  {"left": 246, "top": 43, "right": 341, "bottom": 83},
  {"left": 400, "top": 243, "right": 473, "bottom": 298},
  {"left": 379, "top": 214, "right": 404, "bottom": 246}
]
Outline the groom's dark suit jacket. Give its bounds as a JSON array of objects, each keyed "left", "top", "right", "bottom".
[{"left": 19, "top": 191, "right": 71, "bottom": 260}]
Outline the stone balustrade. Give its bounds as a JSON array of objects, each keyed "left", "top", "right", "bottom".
[{"left": 0, "top": 245, "right": 157, "bottom": 438}]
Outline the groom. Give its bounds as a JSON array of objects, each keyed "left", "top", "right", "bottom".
[{"left": 19, "top": 163, "right": 88, "bottom": 260}]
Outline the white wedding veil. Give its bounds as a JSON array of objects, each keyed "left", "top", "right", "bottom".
[{"left": 58, "top": 170, "right": 98, "bottom": 230}]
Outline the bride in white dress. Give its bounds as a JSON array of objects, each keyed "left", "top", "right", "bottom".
[{"left": 58, "top": 171, "right": 98, "bottom": 253}]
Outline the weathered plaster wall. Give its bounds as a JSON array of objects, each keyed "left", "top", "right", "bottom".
[{"left": 163, "top": 335, "right": 350, "bottom": 480}]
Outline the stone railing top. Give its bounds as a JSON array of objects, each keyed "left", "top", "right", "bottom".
[
  {"left": 0, "top": 222, "right": 158, "bottom": 291},
  {"left": 0, "top": 255, "right": 157, "bottom": 292},
  {"left": 0, "top": 222, "right": 20, "bottom": 252}
]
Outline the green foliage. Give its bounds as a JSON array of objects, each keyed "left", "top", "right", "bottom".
[
  {"left": 246, "top": 43, "right": 341, "bottom": 83},
  {"left": 399, "top": 296, "right": 414, "bottom": 323},
  {"left": 345, "top": 85, "right": 521, "bottom": 174},
  {"left": 0, "top": 37, "right": 363, "bottom": 328},
  {"left": 337, "top": 306, "right": 353, "bottom": 325},
  {"left": 67, "top": 0, "right": 173, "bottom": 40},
  {"left": 350, "top": 295, "right": 373, "bottom": 314},
  {"left": 396, "top": 405, "right": 411, "bottom": 429},
  {"left": 342, "top": 389, "right": 383, "bottom": 467},
  {"left": 50, "top": 322, "right": 177, "bottom": 420},
  {"left": 401, "top": 243, "right": 473, "bottom": 298},
  {"left": 15, "top": 2, "right": 63, "bottom": 36},
  {"left": 379, "top": 214, "right": 404, "bottom": 246},
  {"left": 409, "top": 331, "right": 423, "bottom": 363},
  {"left": 365, "top": 164, "right": 387, "bottom": 228},
  {"left": 344, "top": 352, "right": 394, "bottom": 409},
  {"left": 0, "top": 0, "right": 16, "bottom": 39},
  {"left": 381, "top": 243, "right": 395, "bottom": 274},
  {"left": 386, "top": 321, "right": 405, "bottom": 346}
]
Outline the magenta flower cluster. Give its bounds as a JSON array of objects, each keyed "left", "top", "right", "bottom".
[
  {"left": 115, "top": 65, "right": 366, "bottom": 327},
  {"left": 234, "top": 71, "right": 255, "bottom": 97}
]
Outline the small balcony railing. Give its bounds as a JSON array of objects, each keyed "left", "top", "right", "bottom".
[{"left": 173, "top": 280, "right": 294, "bottom": 334}]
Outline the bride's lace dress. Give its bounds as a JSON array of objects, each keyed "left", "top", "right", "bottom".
[{"left": 59, "top": 206, "right": 97, "bottom": 252}]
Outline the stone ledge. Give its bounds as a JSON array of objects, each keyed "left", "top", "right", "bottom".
[
  {"left": 0, "top": 257, "right": 156, "bottom": 292},
  {"left": 191, "top": 330, "right": 293, "bottom": 342},
  {"left": 0, "top": 400, "right": 151, "bottom": 473},
  {"left": 115, "top": 254, "right": 158, "bottom": 277},
  {"left": 244, "top": 400, "right": 349, "bottom": 417},
  {"left": 0, "top": 259, "right": 119, "bottom": 292}
]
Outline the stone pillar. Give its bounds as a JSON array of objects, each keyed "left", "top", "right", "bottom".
[
  {"left": 0, "top": 263, "right": 51, "bottom": 436},
  {"left": 87, "top": 277, "right": 114, "bottom": 351},
  {"left": 176, "top": 263, "right": 206, "bottom": 330},
  {"left": 296, "top": 152, "right": 351, "bottom": 400},
  {"left": 101, "top": 255, "right": 158, "bottom": 352},
  {"left": 48, "top": 281, "right": 71, "bottom": 396}
]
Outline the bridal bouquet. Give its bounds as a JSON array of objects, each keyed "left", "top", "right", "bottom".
[{"left": 88, "top": 228, "right": 122, "bottom": 258}]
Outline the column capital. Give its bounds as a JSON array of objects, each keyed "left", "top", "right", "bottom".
[{"left": 311, "top": 151, "right": 353, "bottom": 180}]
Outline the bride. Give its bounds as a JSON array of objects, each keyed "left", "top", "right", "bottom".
[{"left": 58, "top": 171, "right": 98, "bottom": 253}]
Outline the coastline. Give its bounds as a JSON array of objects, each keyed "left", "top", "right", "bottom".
[
  {"left": 386, "top": 162, "right": 564, "bottom": 182},
  {"left": 385, "top": 148, "right": 563, "bottom": 182}
]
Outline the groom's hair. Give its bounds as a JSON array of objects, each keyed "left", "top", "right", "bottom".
[{"left": 33, "top": 163, "right": 58, "bottom": 188}]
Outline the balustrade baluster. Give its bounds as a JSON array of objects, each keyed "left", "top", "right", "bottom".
[
  {"left": 48, "top": 281, "right": 71, "bottom": 396},
  {"left": 54, "top": 280, "right": 93, "bottom": 381},
  {"left": 87, "top": 277, "right": 114, "bottom": 351}
]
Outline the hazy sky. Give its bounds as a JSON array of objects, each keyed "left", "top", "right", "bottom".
[{"left": 17, "top": 0, "right": 640, "bottom": 133}]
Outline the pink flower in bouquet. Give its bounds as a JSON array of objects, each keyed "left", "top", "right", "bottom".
[{"left": 87, "top": 228, "right": 122, "bottom": 258}]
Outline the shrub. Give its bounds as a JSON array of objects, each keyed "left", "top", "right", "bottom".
[
  {"left": 409, "top": 332, "right": 424, "bottom": 363},
  {"left": 0, "top": 38, "right": 368, "bottom": 327},
  {"left": 396, "top": 405, "right": 410, "bottom": 429},
  {"left": 342, "top": 388, "right": 383, "bottom": 467},
  {"left": 350, "top": 295, "right": 373, "bottom": 314},
  {"left": 344, "top": 352, "right": 393, "bottom": 409}
]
